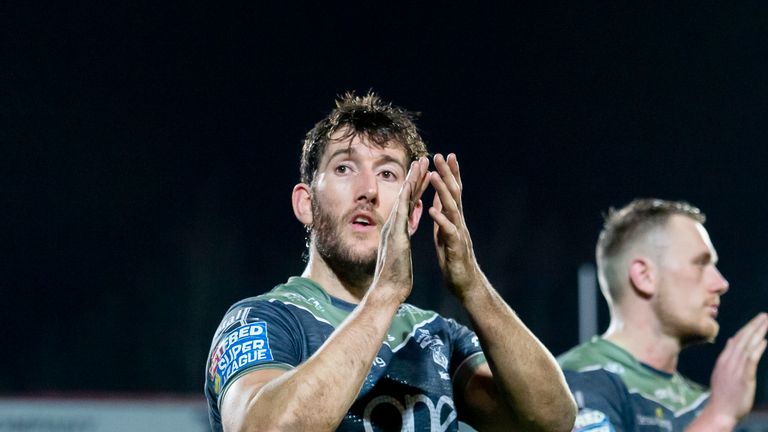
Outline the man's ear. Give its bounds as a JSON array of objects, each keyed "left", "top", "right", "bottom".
[
  {"left": 292, "top": 183, "right": 313, "bottom": 226},
  {"left": 407, "top": 199, "right": 423, "bottom": 236},
  {"left": 628, "top": 257, "right": 656, "bottom": 298}
]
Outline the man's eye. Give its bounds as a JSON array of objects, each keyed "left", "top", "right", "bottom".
[
  {"left": 381, "top": 170, "right": 396, "bottom": 179},
  {"left": 694, "top": 257, "right": 710, "bottom": 266},
  {"left": 335, "top": 165, "right": 349, "bottom": 174}
]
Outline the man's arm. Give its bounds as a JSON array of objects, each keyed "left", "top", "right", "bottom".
[
  {"left": 457, "top": 282, "right": 577, "bottom": 432},
  {"left": 428, "top": 153, "right": 577, "bottom": 432},
  {"left": 220, "top": 158, "right": 431, "bottom": 432},
  {"left": 686, "top": 312, "right": 768, "bottom": 432}
]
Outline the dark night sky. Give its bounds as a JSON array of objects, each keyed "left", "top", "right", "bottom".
[{"left": 4, "top": 3, "right": 768, "bottom": 402}]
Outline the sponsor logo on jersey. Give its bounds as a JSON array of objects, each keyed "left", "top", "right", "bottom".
[
  {"left": 573, "top": 408, "right": 615, "bottom": 432},
  {"left": 363, "top": 393, "right": 456, "bottom": 432},
  {"left": 215, "top": 307, "right": 252, "bottom": 334},
  {"left": 208, "top": 322, "right": 273, "bottom": 392},
  {"left": 636, "top": 414, "right": 672, "bottom": 431}
]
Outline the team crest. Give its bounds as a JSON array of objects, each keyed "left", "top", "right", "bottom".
[{"left": 415, "top": 329, "right": 448, "bottom": 370}]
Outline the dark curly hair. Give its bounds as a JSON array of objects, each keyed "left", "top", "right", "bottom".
[{"left": 300, "top": 91, "right": 428, "bottom": 185}]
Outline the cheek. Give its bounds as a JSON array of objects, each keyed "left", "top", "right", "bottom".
[
  {"left": 378, "top": 182, "right": 403, "bottom": 204},
  {"left": 312, "top": 194, "right": 343, "bottom": 223},
  {"left": 662, "top": 287, "right": 687, "bottom": 309},
  {"left": 664, "top": 267, "right": 700, "bottom": 292},
  {"left": 658, "top": 276, "right": 694, "bottom": 307},
  {"left": 315, "top": 173, "right": 356, "bottom": 195},
  {"left": 314, "top": 181, "right": 346, "bottom": 205}
]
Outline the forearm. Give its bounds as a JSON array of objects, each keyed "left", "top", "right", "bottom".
[
  {"left": 235, "top": 289, "right": 400, "bottom": 432},
  {"left": 462, "top": 273, "right": 576, "bottom": 431}
]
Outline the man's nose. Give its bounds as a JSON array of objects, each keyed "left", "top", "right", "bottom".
[
  {"left": 712, "top": 266, "right": 729, "bottom": 295},
  {"left": 355, "top": 170, "right": 378, "bottom": 204}
]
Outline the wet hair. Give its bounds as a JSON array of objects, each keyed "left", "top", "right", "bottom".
[
  {"left": 299, "top": 91, "right": 428, "bottom": 186},
  {"left": 596, "top": 198, "right": 705, "bottom": 303}
]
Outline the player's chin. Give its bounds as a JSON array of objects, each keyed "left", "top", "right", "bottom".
[
  {"left": 701, "top": 321, "right": 720, "bottom": 343},
  {"left": 681, "top": 321, "right": 719, "bottom": 346},
  {"left": 346, "top": 244, "right": 378, "bottom": 265}
]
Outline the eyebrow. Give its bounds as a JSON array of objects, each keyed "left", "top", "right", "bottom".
[
  {"left": 325, "top": 147, "right": 408, "bottom": 172},
  {"left": 693, "top": 251, "right": 717, "bottom": 264}
]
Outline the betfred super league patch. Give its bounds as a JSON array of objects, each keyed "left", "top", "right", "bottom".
[
  {"left": 573, "top": 408, "right": 615, "bottom": 432},
  {"left": 208, "top": 322, "right": 274, "bottom": 394}
]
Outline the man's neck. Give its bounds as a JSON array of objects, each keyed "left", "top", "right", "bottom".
[
  {"left": 301, "top": 253, "right": 372, "bottom": 304},
  {"left": 602, "top": 317, "right": 682, "bottom": 374}
]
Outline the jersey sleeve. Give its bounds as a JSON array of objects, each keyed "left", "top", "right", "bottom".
[
  {"left": 204, "top": 299, "right": 304, "bottom": 409},
  {"left": 564, "top": 369, "right": 633, "bottom": 432},
  {"left": 445, "top": 318, "right": 486, "bottom": 392}
]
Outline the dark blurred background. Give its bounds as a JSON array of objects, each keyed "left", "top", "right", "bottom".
[{"left": 4, "top": 3, "right": 768, "bottom": 404}]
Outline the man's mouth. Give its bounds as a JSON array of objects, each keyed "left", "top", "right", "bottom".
[
  {"left": 707, "top": 304, "right": 719, "bottom": 319},
  {"left": 350, "top": 212, "right": 376, "bottom": 230},
  {"left": 353, "top": 215, "right": 373, "bottom": 226}
]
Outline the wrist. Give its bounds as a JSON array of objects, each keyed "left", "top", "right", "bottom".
[
  {"left": 693, "top": 405, "right": 738, "bottom": 432},
  {"left": 363, "top": 283, "right": 406, "bottom": 312},
  {"left": 455, "top": 272, "right": 492, "bottom": 307}
]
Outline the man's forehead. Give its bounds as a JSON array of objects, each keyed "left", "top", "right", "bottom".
[
  {"left": 322, "top": 131, "right": 408, "bottom": 163},
  {"left": 669, "top": 214, "right": 709, "bottom": 240},
  {"left": 693, "top": 218, "right": 718, "bottom": 259},
  {"left": 662, "top": 214, "right": 717, "bottom": 255}
]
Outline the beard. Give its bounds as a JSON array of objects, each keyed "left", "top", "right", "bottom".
[
  {"left": 311, "top": 198, "right": 378, "bottom": 287},
  {"left": 677, "top": 321, "right": 719, "bottom": 346},
  {"left": 655, "top": 291, "right": 720, "bottom": 346}
]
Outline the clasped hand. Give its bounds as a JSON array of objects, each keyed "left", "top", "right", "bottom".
[{"left": 373, "top": 153, "right": 482, "bottom": 303}]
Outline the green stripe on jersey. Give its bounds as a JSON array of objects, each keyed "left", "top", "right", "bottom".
[
  {"left": 257, "top": 277, "right": 441, "bottom": 350},
  {"left": 559, "top": 337, "right": 707, "bottom": 414}
]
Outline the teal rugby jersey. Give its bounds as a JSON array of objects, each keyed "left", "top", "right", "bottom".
[
  {"left": 204, "top": 277, "right": 487, "bottom": 432},
  {"left": 558, "top": 337, "right": 709, "bottom": 432}
]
